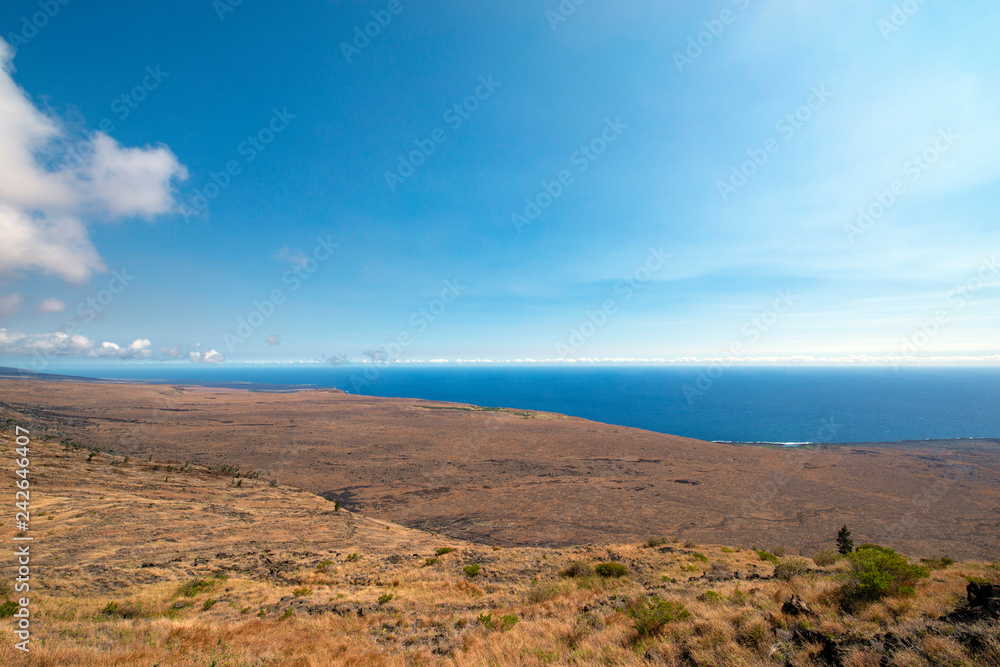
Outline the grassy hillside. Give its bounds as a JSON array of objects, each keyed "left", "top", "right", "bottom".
[{"left": 1, "top": 430, "right": 997, "bottom": 666}]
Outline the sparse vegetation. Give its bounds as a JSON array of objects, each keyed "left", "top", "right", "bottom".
[
  {"left": 595, "top": 562, "right": 628, "bottom": 578},
  {"left": 463, "top": 564, "right": 481, "bottom": 577},
  {"left": 627, "top": 596, "right": 691, "bottom": 638},
  {"left": 840, "top": 543, "right": 929, "bottom": 610},
  {"left": 292, "top": 587, "right": 312, "bottom": 597},
  {"left": 644, "top": 536, "right": 668, "bottom": 548},
  {"left": 176, "top": 578, "right": 217, "bottom": 598},
  {"left": 435, "top": 547, "right": 455, "bottom": 555},
  {"left": 774, "top": 559, "right": 809, "bottom": 580},
  {"left": 559, "top": 561, "right": 593, "bottom": 578},
  {"left": 811, "top": 549, "right": 840, "bottom": 566},
  {"left": 377, "top": 593, "right": 393, "bottom": 605},
  {"left": 756, "top": 550, "right": 780, "bottom": 565}
]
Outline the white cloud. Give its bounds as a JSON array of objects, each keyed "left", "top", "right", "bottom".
[
  {"left": 0, "top": 38, "right": 187, "bottom": 284},
  {"left": 265, "top": 334, "right": 281, "bottom": 345},
  {"left": 188, "top": 344, "right": 225, "bottom": 364},
  {"left": 34, "top": 298, "right": 66, "bottom": 314},
  {"left": 0, "top": 328, "right": 151, "bottom": 359},
  {"left": 0, "top": 292, "right": 21, "bottom": 317}
]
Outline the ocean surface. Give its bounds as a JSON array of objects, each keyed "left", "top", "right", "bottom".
[{"left": 31, "top": 364, "right": 1000, "bottom": 445}]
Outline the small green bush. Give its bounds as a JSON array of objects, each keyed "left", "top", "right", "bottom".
[
  {"left": 774, "top": 559, "right": 809, "bottom": 581},
  {"left": 920, "top": 556, "right": 955, "bottom": 570},
  {"left": 292, "top": 587, "right": 312, "bottom": 598},
  {"left": 595, "top": 562, "right": 628, "bottom": 578},
  {"left": 811, "top": 550, "right": 840, "bottom": 567},
  {"left": 463, "top": 564, "right": 481, "bottom": 577},
  {"left": 0, "top": 600, "right": 16, "bottom": 618},
  {"left": 560, "top": 561, "right": 593, "bottom": 578},
  {"left": 423, "top": 557, "right": 438, "bottom": 567},
  {"left": 526, "top": 580, "right": 562, "bottom": 604},
  {"left": 645, "top": 536, "right": 668, "bottom": 548},
  {"left": 436, "top": 547, "right": 455, "bottom": 556},
  {"left": 720, "top": 547, "right": 735, "bottom": 553},
  {"left": 345, "top": 553, "right": 362, "bottom": 562},
  {"left": 498, "top": 614, "right": 519, "bottom": 630},
  {"left": 690, "top": 552, "right": 708, "bottom": 563},
  {"left": 700, "top": 590, "right": 723, "bottom": 603},
  {"left": 202, "top": 598, "right": 217, "bottom": 611},
  {"left": 628, "top": 596, "right": 691, "bottom": 637},
  {"left": 756, "top": 550, "right": 780, "bottom": 565},
  {"left": 176, "top": 578, "right": 216, "bottom": 598},
  {"left": 840, "top": 544, "right": 928, "bottom": 610},
  {"left": 377, "top": 593, "right": 393, "bottom": 605}
]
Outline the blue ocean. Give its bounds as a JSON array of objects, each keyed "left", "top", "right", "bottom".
[{"left": 35, "top": 365, "right": 1000, "bottom": 445}]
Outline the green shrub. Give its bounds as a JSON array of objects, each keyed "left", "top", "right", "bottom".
[
  {"left": 645, "top": 536, "right": 668, "bottom": 548},
  {"left": 176, "top": 578, "right": 216, "bottom": 598},
  {"left": 377, "top": 593, "right": 393, "bottom": 605},
  {"left": 498, "top": 614, "right": 519, "bottom": 630},
  {"left": 316, "top": 559, "right": 334, "bottom": 572},
  {"left": 345, "top": 553, "right": 362, "bottom": 562},
  {"left": 811, "top": 550, "right": 840, "bottom": 567},
  {"left": 690, "top": 552, "right": 708, "bottom": 563},
  {"left": 840, "top": 544, "right": 928, "bottom": 610},
  {"left": 628, "top": 596, "right": 690, "bottom": 637},
  {"left": 720, "top": 547, "right": 735, "bottom": 553},
  {"left": 560, "top": 561, "right": 593, "bottom": 578},
  {"left": 526, "top": 580, "right": 562, "bottom": 604},
  {"left": 700, "top": 590, "right": 723, "bottom": 603},
  {"left": 595, "top": 562, "right": 628, "bottom": 578},
  {"left": 423, "top": 557, "right": 438, "bottom": 567},
  {"left": 463, "top": 564, "right": 481, "bottom": 577},
  {"left": 436, "top": 547, "right": 455, "bottom": 556},
  {"left": 920, "top": 556, "right": 954, "bottom": 570},
  {"left": 292, "top": 587, "right": 312, "bottom": 597},
  {"left": 0, "top": 600, "right": 16, "bottom": 618},
  {"left": 756, "top": 550, "right": 779, "bottom": 565},
  {"left": 202, "top": 598, "right": 217, "bottom": 611},
  {"left": 774, "top": 559, "right": 809, "bottom": 581}
]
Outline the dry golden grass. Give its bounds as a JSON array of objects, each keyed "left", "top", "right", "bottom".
[{"left": 0, "top": 431, "right": 997, "bottom": 665}]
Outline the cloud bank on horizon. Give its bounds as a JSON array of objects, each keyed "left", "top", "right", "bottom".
[{"left": 0, "top": 1, "right": 998, "bottom": 367}]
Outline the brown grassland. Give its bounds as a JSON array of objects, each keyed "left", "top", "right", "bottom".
[{"left": 0, "top": 427, "right": 998, "bottom": 666}]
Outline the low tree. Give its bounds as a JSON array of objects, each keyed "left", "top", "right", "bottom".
[{"left": 837, "top": 525, "right": 854, "bottom": 555}]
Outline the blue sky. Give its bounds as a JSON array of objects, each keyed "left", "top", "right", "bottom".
[{"left": 0, "top": 0, "right": 998, "bottom": 367}]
